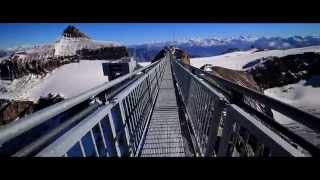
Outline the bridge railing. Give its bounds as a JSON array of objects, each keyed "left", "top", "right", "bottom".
[
  {"left": 172, "top": 59, "right": 228, "bottom": 156},
  {"left": 0, "top": 55, "right": 168, "bottom": 157},
  {"left": 172, "top": 59, "right": 319, "bottom": 156},
  {"left": 34, "top": 57, "right": 168, "bottom": 157}
]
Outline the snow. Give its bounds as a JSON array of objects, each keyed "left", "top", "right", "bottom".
[
  {"left": 138, "top": 62, "right": 151, "bottom": 67},
  {"left": 0, "top": 74, "right": 45, "bottom": 101},
  {"left": 54, "top": 36, "right": 119, "bottom": 56},
  {"left": 0, "top": 56, "right": 9, "bottom": 62},
  {"left": 190, "top": 46, "right": 320, "bottom": 70},
  {"left": 25, "top": 60, "right": 109, "bottom": 100},
  {"left": 264, "top": 80, "right": 320, "bottom": 147},
  {"left": 264, "top": 79, "right": 320, "bottom": 118},
  {"left": 0, "top": 60, "right": 109, "bottom": 102}
]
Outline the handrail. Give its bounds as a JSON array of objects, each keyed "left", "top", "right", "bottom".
[
  {"left": 174, "top": 59, "right": 320, "bottom": 155},
  {"left": 0, "top": 57, "right": 163, "bottom": 146},
  {"left": 176, "top": 60, "right": 320, "bottom": 133}
]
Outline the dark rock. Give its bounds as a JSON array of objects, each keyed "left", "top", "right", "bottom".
[
  {"left": 77, "top": 46, "right": 129, "bottom": 60},
  {"left": 34, "top": 93, "right": 64, "bottom": 111},
  {"left": 62, "top": 25, "right": 89, "bottom": 39},
  {"left": 247, "top": 52, "right": 320, "bottom": 89},
  {"left": 0, "top": 93, "right": 65, "bottom": 126},
  {"left": 174, "top": 48, "right": 190, "bottom": 65},
  {"left": 0, "top": 99, "right": 34, "bottom": 126},
  {"left": 0, "top": 54, "right": 78, "bottom": 80}
]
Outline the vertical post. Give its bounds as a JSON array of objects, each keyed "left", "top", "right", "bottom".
[
  {"left": 205, "top": 99, "right": 226, "bottom": 156},
  {"left": 119, "top": 101, "right": 132, "bottom": 155},
  {"left": 146, "top": 75, "right": 153, "bottom": 106},
  {"left": 90, "top": 130, "right": 99, "bottom": 157},
  {"left": 107, "top": 110, "right": 122, "bottom": 157}
]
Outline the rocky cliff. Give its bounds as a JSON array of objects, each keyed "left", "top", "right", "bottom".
[
  {"left": 0, "top": 55, "right": 78, "bottom": 80},
  {"left": 62, "top": 25, "right": 90, "bottom": 39},
  {"left": 202, "top": 65, "right": 263, "bottom": 92},
  {"left": 246, "top": 52, "right": 320, "bottom": 89},
  {"left": 76, "top": 46, "right": 129, "bottom": 60},
  {"left": 0, "top": 99, "right": 34, "bottom": 126},
  {"left": 200, "top": 64, "right": 273, "bottom": 117},
  {"left": 0, "top": 93, "right": 64, "bottom": 126}
]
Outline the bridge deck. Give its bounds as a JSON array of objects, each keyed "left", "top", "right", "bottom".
[{"left": 140, "top": 61, "right": 185, "bottom": 157}]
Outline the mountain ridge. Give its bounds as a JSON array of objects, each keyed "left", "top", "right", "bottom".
[{"left": 127, "top": 35, "right": 320, "bottom": 61}]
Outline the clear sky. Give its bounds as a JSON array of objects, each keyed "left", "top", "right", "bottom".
[{"left": 1, "top": 23, "right": 320, "bottom": 49}]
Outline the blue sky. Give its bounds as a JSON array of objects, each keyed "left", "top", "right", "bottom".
[{"left": 1, "top": 23, "right": 320, "bottom": 49}]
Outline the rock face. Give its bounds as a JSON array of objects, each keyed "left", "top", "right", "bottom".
[
  {"left": 34, "top": 93, "right": 64, "bottom": 111},
  {"left": 200, "top": 64, "right": 263, "bottom": 94},
  {"left": 0, "top": 55, "right": 78, "bottom": 80},
  {"left": 0, "top": 99, "right": 34, "bottom": 126},
  {"left": 172, "top": 48, "right": 191, "bottom": 65},
  {"left": 203, "top": 65, "right": 262, "bottom": 92},
  {"left": 0, "top": 93, "right": 64, "bottom": 126},
  {"left": 200, "top": 64, "right": 273, "bottom": 118},
  {"left": 77, "top": 46, "right": 129, "bottom": 60},
  {"left": 246, "top": 52, "right": 320, "bottom": 89}
]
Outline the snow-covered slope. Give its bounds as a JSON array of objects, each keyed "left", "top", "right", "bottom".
[
  {"left": 0, "top": 60, "right": 109, "bottom": 102},
  {"left": 264, "top": 77, "right": 320, "bottom": 118},
  {"left": 190, "top": 46, "right": 320, "bottom": 70}
]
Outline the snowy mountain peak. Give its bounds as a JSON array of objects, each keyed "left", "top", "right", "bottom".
[{"left": 53, "top": 26, "right": 121, "bottom": 57}]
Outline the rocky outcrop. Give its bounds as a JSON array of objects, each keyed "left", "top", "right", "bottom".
[
  {"left": 0, "top": 55, "right": 78, "bottom": 80},
  {"left": 246, "top": 52, "right": 320, "bottom": 89},
  {"left": 0, "top": 99, "right": 34, "bottom": 126},
  {"left": 76, "top": 46, "right": 129, "bottom": 60},
  {"left": 152, "top": 46, "right": 191, "bottom": 65},
  {"left": 200, "top": 64, "right": 273, "bottom": 117},
  {"left": 200, "top": 64, "right": 262, "bottom": 92},
  {"left": 174, "top": 48, "right": 190, "bottom": 65},
  {"left": 63, "top": 25, "right": 89, "bottom": 39},
  {"left": 34, "top": 93, "right": 64, "bottom": 111},
  {"left": 0, "top": 93, "right": 64, "bottom": 126}
]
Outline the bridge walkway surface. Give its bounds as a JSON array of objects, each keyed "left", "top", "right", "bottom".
[{"left": 140, "top": 60, "right": 185, "bottom": 157}]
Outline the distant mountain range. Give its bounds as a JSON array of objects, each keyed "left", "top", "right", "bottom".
[
  {"left": 128, "top": 35, "right": 320, "bottom": 61},
  {"left": 2, "top": 29, "right": 320, "bottom": 62}
]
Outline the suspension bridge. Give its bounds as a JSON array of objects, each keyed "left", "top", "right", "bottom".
[{"left": 1, "top": 48, "right": 320, "bottom": 157}]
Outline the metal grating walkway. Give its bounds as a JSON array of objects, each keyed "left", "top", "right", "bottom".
[{"left": 140, "top": 61, "right": 185, "bottom": 157}]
